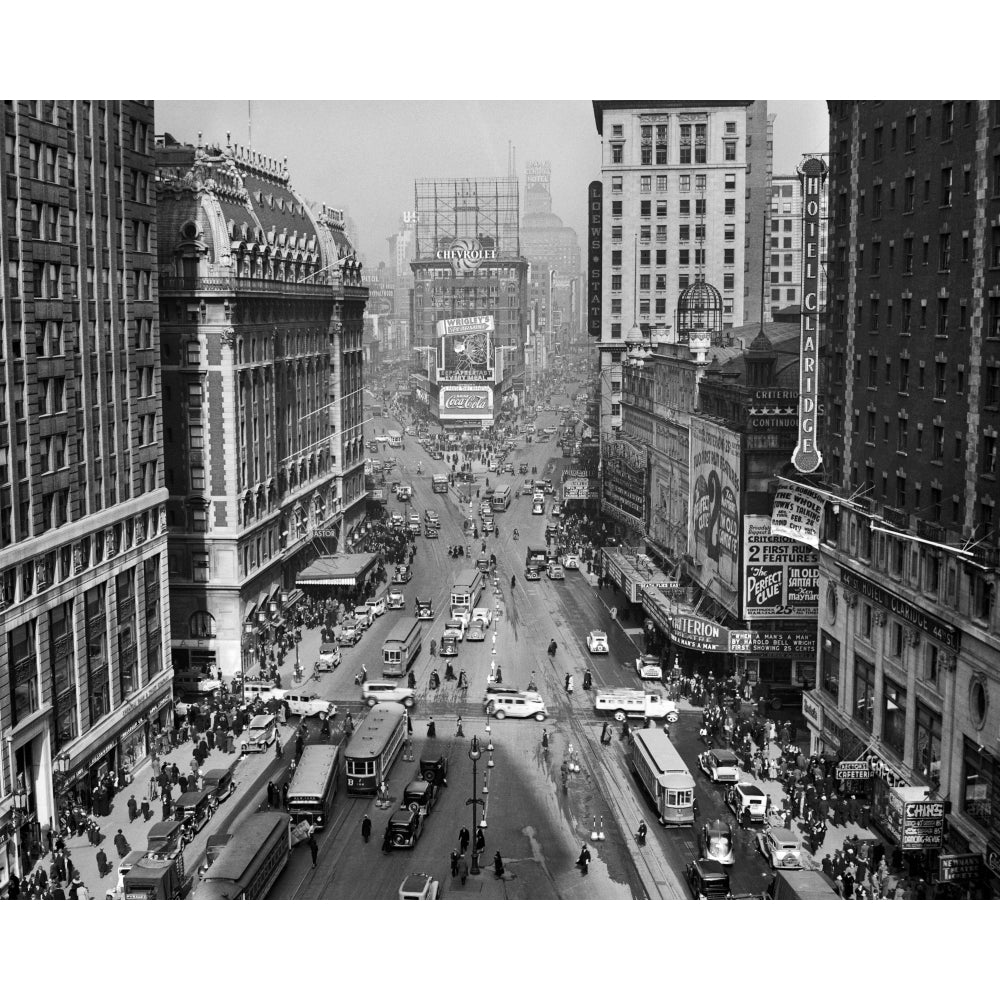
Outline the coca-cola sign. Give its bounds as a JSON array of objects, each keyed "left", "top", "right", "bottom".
[{"left": 439, "top": 386, "right": 493, "bottom": 418}]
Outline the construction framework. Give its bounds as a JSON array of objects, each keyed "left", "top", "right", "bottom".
[{"left": 413, "top": 177, "right": 520, "bottom": 259}]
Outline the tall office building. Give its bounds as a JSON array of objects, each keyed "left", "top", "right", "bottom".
[
  {"left": 155, "top": 135, "right": 368, "bottom": 682},
  {"left": 591, "top": 101, "right": 771, "bottom": 439},
  {"left": 811, "top": 101, "right": 1000, "bottom": 892},
  {"left": 0, "top": 101, "right": 171, "bottom": 890},
  {"left": 768, "top": 172, "right": 829, "bottom": 319}
]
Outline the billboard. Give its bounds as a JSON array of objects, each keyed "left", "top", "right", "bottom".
[
  {"left": 436, "top": 315, "right": 494, "bottom": 382},
  {"left": 439, "top": 385, "right": 493, "bottom": 420},
  {"left": 770, "top": 484, "right": 825, "bottom": 548},
  {"left": 435, "top": 237, "right": 499, "bottom": 275},
  {"left": 562, "top": 475, "right": 599, "bottom": 501},
  {"left": 742, "top": 514, "right": 819, "bottom": 620},
  {"left": 601, "top": 436, "right": 647, "bottom": 532},
  {"left": 689, "top": 417, "right": 740, "bottom": 592}
]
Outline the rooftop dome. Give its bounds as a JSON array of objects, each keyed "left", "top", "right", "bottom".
[{"left": 675, "top": 277, "right": 723, "bottom": 344}]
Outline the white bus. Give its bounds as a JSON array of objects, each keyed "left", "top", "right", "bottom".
[
  {"left": 432, "top": 474, "right": 449, "bottom": 494},
  {"left": 491, "top": 485, "right": 512, "bottom": 511},
  {"left": 450, "top": 569, "right": 484, "bottom": 612},
  {"left": 388, "top": 430, "right": 403, "bottom": 448},
  {"left": 382, "top": 619, "right": 423, "bottom": 678}
]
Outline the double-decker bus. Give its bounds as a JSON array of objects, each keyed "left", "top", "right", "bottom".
[
  {"left": 344, "top": 703, "right": 407, "bottom": 795},
  {"left": 629, "top": 729, "right": 696, "bottom": 826},
  {"left": 285, "top": 745, "right": 340, "bottom": 828},
  {"left": 432, "top": 474, "right": 449, "bottom": 494},
  {"left": 194, "top": 812, "right": 291, "bottom": 899},
  {"left": 450, "top": 568, "right": 484, "bottom": 612},
  {"left": 490, "top": 484, "right": 512, "bottom": 511}
]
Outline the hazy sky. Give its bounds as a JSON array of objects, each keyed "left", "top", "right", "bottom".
[{"left": 157, "top": 100, "right": 828, "bottom": 266}]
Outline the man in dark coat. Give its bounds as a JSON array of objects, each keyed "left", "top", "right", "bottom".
[
  {"left": 459, "top": 827, "right": 470, "bottom": 854},
  {"left": 113, "top": 829, "right": 131, "bottom": 859},
  {"left": 127, "top": 794, "right": 139, "bottom": 823},
  {"left": 96, "top": 847, "right": 109, "bottom": 879},
  {"left": 361, "top": 815, "right": 372, "bottom": 843}
]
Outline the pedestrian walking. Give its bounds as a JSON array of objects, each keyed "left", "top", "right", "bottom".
[
  {"left": 308, "top": 832, "right": 319, "bottom": 868},
  {"left": 457, "top": 853, "right": 470, "bottom": 885},
  {"left": 456, "top": 714, "right": 464, "bottom": 737},
  {"left": 636, "top": 821, "right": 647, "bottom": 846},
  {"left": 95, "top": 847, "right": 109, "bottom": 879},
  {"left": 113, "top": 829, "right": 130, "bottom": 859},
  {"left": 459, "top": 827, "right": 470, "bottom": 854},
  {"left": 427, "top": 717, "right": 436, "bottom": 739},
  {"left": 493, "top": 851, "right": 505, "bottom": 880},
  {"left": 361, "top": 815, "right": 372, "bottom": 843},
  {"left": 577, "top": 843, "right": 591, "bottom": 875},
  {"left": 450, "top": 850, "right": 459, "bottom": 877},
  {"left": 474, "top": 827, "right": 486, "bottom": 856}
]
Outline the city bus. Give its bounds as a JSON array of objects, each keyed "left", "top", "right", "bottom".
[
  {"left": 629, "top": 729, "right": 696, "bottom": 826},
  {"left": 382, "top": 619, "right": 422, "bottom": 678},
  {"left": 344, "top": 703, "right": 407, "bottom": 795},
  {"left": 432, "top": 474, "right": 449, "bottom": 495},
  {"left": 450, "top": 568, "right": 484, "bottom": 612},
  {"left": 491, "top": 484, "right": 512, "bottom": 511},
  {"left": 285, "top": 745, "right": 340, "bottom": 828},
  {"left": 388, "top": 430, "right": 403, "bottom": 448},
  {"left": 194, "top": 812, "right": 291, "bottom": 899}
]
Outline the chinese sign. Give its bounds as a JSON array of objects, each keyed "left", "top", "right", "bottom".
[
  {"left": 742, "top": 515, "right": 819, "bottom": 620},
  {"left": 688, "top": 417, "right": 740, "bottom": 591}
]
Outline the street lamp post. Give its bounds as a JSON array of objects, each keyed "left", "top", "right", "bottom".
[{"left": 467, "top": 735, "right": 485, "bottom": 874}]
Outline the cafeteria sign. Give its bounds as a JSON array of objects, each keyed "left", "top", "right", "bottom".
[{"left": 836, "top": 761, "right": 873, "bottom": 781}]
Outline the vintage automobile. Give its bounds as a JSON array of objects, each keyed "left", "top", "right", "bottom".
[
  {"left": 362, "top": 681, "right": 416, "bottom": 709},
  {"left": 518, "top": 462, "right": 529, "bottom": 475},
  {"left": 524, "top": 565, "right": 541, "bottom": 581},
  {"left": 466, "top": 621, "right": 487, "bottom": 642},
  {"left": 502, "top": 463, "right": 515, "bottom": 474},
  {"left": 173, "top": 788, "right": 215, "bottom": 843},
  {"left": 316, "top": 642, "right": 341, "bottom": 670},
  {"left": 353, "top": 605, "right": 374, "bottom": 629},
  {"left": 242, "top": 714, "right": 277, "bottom": 754},
  {"left": 531, "top": 499, "right": 545, "bottom": 516},
  {"left": 201, "top": 765, "right": 236, "bottom": 805},
  {"left": 546, "top": 561, "right": 565, "bottom": 580},
  {"left": 635, "top": 654, "right": 663, "bottom": 681},
  {"left": 424, "top": 509, "right": 440, "bottom": 526},
  {"left": 385, "top": 808, "right": 423, "bottom": 849},
  {"left": 684, "top": 858, "right": 732, "bottom": 900},
  {"left": 439, "top": 634, "right": 459, "bottom": 657},
  {"left": 698, "top": 749, "right": 741, "bottom": 784},
  {"left": 276, "top": 690, "right": 336, "bottom": 720},
  {"left": 387, "top": 589, "right": 406, "bottom": 610},
  {"left": 420, "top": 754, "right": 449, "bottom": 785},
  {"left": 550, "top": 503, "right": 563, "bottom": 519},
  {"left": 445, "top": 617, "right": 467, "bottom": 639},
  {"left": 757, "top": 827, "right": 804, "bottom": 870},
  {"left": 424, "top": 524, "right": 440, "bottom": 539},
  {"left": 700, "top": 820, "right": 735, "bottom": 866},
  {"left": 339, "top": 622, "right": 362, "bottom": 646},
  {"left": 415, "top": 599, "right": 433, "bottom": 619},
  {"left": 521, "top": 481, "right": 534, "bottom": 495},
  {"left": 561, "top": 553, "right": 580, "bottom": 569},
  {"left": 365, "top": 596, "right": 387, "bottom": 618},
  {"left": 482, "top": 517, "right": 495, "bottom": 533},
  {"left": 398, "top": 873, "right": 440, "bottom": 900},
  {"left": 471, "top": 607, "right": 493, "bottom": 627},
  {"left": 727, "top": 782, "right": 769, "bottom": 824},
  {"left": 586, "top": 630, "right": 609, "bottom": 654},
  {"left": 393, "top": 565, "right": 413, "bottom": 584},
  {"left": 403, "top": 778, "right": 438, "bottom": 816}
]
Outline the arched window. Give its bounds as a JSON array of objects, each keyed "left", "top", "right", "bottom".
[{"left": 189, "top": 610, "right": 216, "bottom": 638}]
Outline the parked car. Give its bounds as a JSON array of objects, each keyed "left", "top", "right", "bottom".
[
  {"left": 385, "top": 809, "right": 422, "bottom": 849},
  {"left": 316, "top": 643, "right": 341, "bottom": 670},
  {"left": 398, "top": 873, "right": 440, "bottom": 900},
  {"left": 727, "top": 783, "right": 769, "bottom": 824},
  {"left": 387, "top": 589, "right": 406, "bottom": 610},
  {"left": 393, "top": 565, "right": 412, "bottom": 584},
  {"left": 561, "top": 553, "right": 579, "bottom": 569},
  {"left": 586, "top": 630, "right": 609, "bottom": 654},
  {"left": 365, "top": 595, "right": 387, "bottom": 617},
  {"left": 339, "top": 622, "right": 362, "bottom": 646},
  {"left": 635, "top": 654, "right": 663, "bottom": 681},
  {"left": 362, "top": 681, "right": 416, "bottom": 709},
  {"left": 353, "top": 605, "right": 374, "bottom": 629},
  {"left": 698, "top": 749, "right": 741, "bottom": 784},
  {"left": 757, "top": 828, "right": 804, "bottom": 870}
]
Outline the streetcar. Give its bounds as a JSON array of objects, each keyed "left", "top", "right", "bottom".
[
  {"left": 344, "top": 702, "right": 407, "bottom": 795},
  {"left": 450, "top": 568, "right": 484, "bottom": 613},
  {"left": 194, "top": 812, "right": 292, "bottom": 900},
  {"left": 629, "top": 729, "right": 696, "bottom": 826}
]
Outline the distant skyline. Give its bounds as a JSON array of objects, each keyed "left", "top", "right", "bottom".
[{"left": 156, "top": 100, "right": 829, "bottom": 267}]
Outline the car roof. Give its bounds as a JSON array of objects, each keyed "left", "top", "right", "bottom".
[
  {"left": 249, "top": 715, "right": 272, "bottom": 725},
  {"left": 400, "top": 873, "right": 430, "bottom": 894},
  {"left": 767, "top": 828, "right": 800, "bottom": 844},
  {"left": 712, "top": 750, "right": 739, "bottom": 763},
  {"left": 737, "top": 783, "right": 765, "bottom": 795},
  {"left": 589, "top": 630, "right": 607, "bottom": 638},
  {"left": 694, "top": 858, "right": 728, "bottom": 878}
]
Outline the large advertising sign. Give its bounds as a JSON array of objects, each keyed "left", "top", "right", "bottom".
[
  {"left": 792, "top": 156, "right": 827, "bottom": 474},
  {"left": 587, "top": 181, "right": 602, "bottom": 338},
  {"left": 670, "top": 616, "right": 731, "bottom": 652},
  {"left": 562, "top": 476, "right": 599, "bottom": 501},
  {"left": 435, "top": 238, "right": 499, "bottom": 275},
  {"left": 439, "top": 386, "right": 493, "bottom": 420},
  {"left": 885, "top": 790, "right": 946, "bottom": 851},
  {"left": 770, "top": 484, "right": 825, "bottom": 548},
  {"left": 436, "top": 315, "right": 494, "bottom": 382},
  {"left": 689, "top": 417, "right": 740, "bottom": 591},
  {"left": 601, "top": 436, "right": 647, "bottom": 532},
  {"left": 742, "top": 515, "right": 819, "bottom": 620}
]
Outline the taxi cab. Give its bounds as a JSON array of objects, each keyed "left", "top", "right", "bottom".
[
  {"left": 697, "top": 749, "right": 741, "bottom": 783},
  {"left": 757, "top": 827, "right": 804, "bottom": 870},
  {"left": 727, "top": 782, "right": 768, "bottom": 824}
]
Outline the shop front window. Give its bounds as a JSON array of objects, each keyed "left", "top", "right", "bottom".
[
  {"left": 853, "top": 655, "right": 875, "bottom": 731},
  {"left": 882, "top": 678, "right": 907, "bottom": 758},
  {"left": 820, "top": 631, "right": 840, "bottom": 700},
  {"left": 914, "top": 702, "right": 942, "bottom": 791},
  {"left": 961, "top": 737, "right": 996, "bottom": 831}
]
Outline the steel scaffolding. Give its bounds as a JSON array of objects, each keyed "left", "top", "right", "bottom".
[{"left": 413, "top": 177, "right": 520, "bottom": 259}]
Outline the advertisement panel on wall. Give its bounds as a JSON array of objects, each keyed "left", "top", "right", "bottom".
[
  {"left": 601, "top": 436, "right": 647, "bottom": 532},
  {"left": 688, "top": 417, "right": 740, "bottom": 591},
  {"left": 436, "top": 315, "right": 495, "bottom": 382},
  {"left": 742, "top": 515, "right": 819, "bottom": 620},
  {"left": 439, "top": 385, "right": 494, "bottom": 420},
  {"left": 770, "top": 484, "right": 825, "bottom": 548},
  {"left": 562, "top": 476, "right": 599, "bottom": 501}
]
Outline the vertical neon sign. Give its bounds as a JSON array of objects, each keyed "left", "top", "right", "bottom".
[
  {"left": 791, "top": 156, "right": 827, "bottom": 474},
  {"left": 587, "top": 180, "right": 603, "bottom": 338}
]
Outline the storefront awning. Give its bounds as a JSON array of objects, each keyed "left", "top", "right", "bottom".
[
  {"left": 602, "top": 547, "right": 675, "bottom": 603},
  {"left": 296, "top": 553, "right": 377, "bottom": 588}
]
